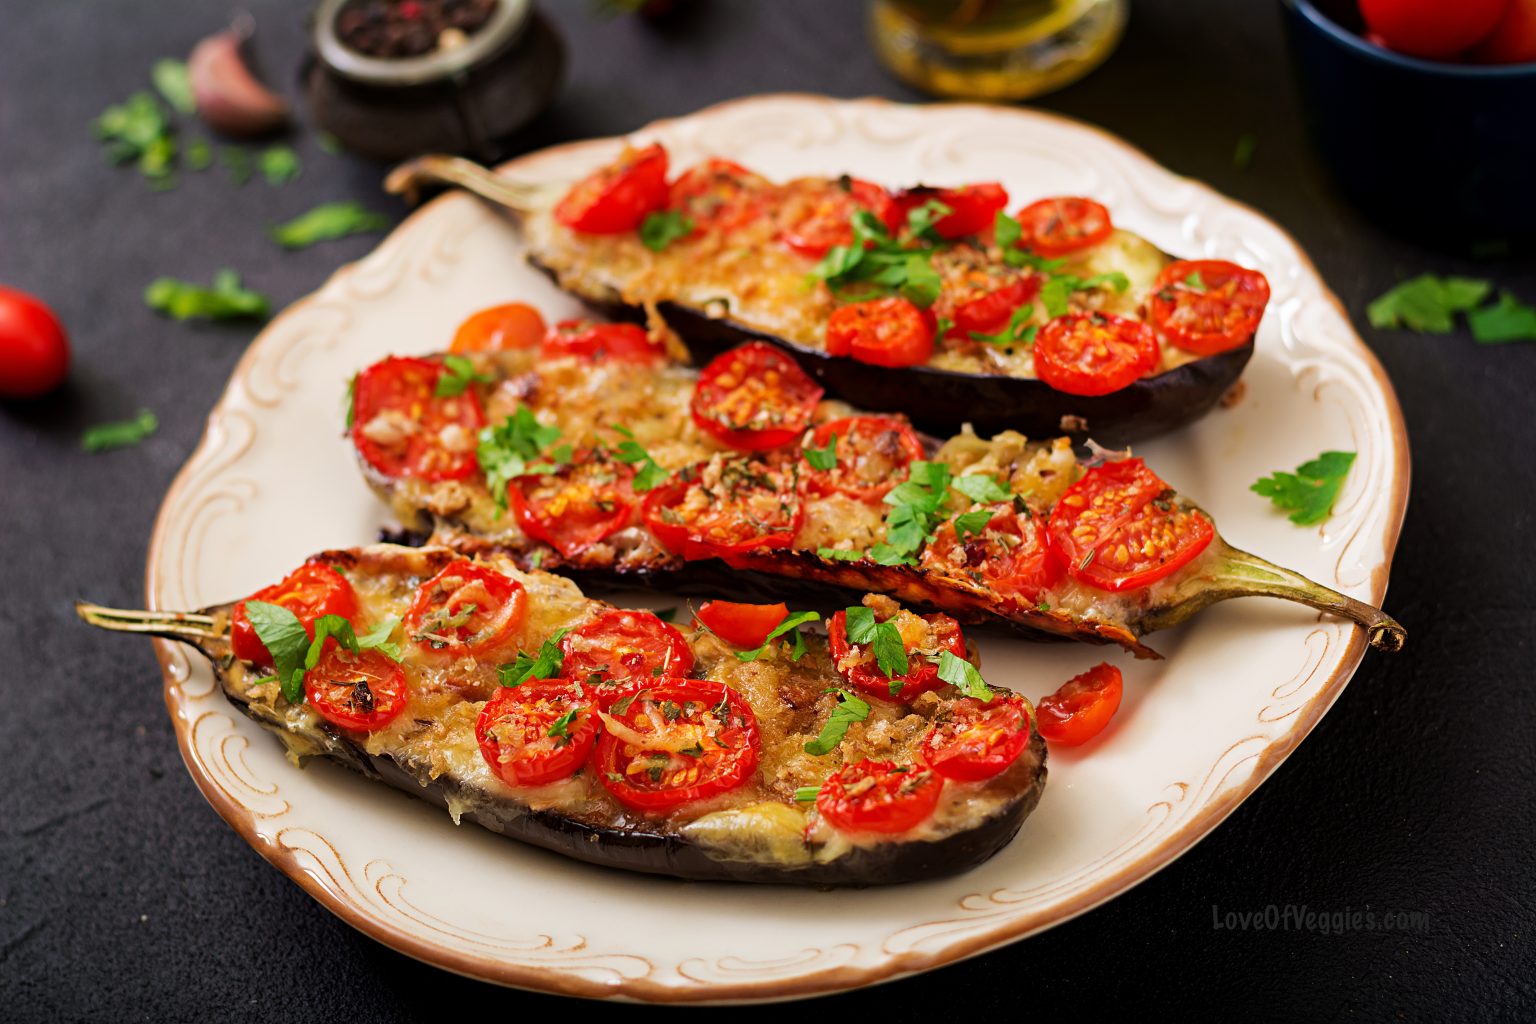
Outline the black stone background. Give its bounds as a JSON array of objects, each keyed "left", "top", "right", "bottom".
[{"left": 2, "top": 1, "right": 1533, "bottom": 1020}]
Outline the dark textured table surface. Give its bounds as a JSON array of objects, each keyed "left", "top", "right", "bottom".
[{"left": 3, "top": 1, "right": 1533, "bottom": 1019}]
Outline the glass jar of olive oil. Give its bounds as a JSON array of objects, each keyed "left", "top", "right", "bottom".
[{"left": 869, "top": 0, "right": 1128, "bottom": 100}]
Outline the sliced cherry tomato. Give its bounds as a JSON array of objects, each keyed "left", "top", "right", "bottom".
[
  {"left": 351, "top": 356, "right": 485, "bottom": 481},
  {"left": 1146, "top": 260, "right": 1270, "bottom": 357},
  {"left": 827, "top": 608, "right": 967, "bottom": 703},
  {"left": 694, "top": 600, "right": 789, "bottom": 648},
  {"left": 476, "top": 680, "right": 599, "bottom": 787},
  {"left": 304, "top": 647, "right": 408, "bottom": 732},
  {"left": 1035, "top": 663, "right": 1122, "bottom": 747},
  {"left": 449, "top": 302, "right": 548, "bottom": 354},
  {"left": 509, "top": 450, "right": 637, "bottom": 558},
  {"left": 922, "top": 693, "right": 1033, "bottom": 782},
  {"left": 554, "top": 143, "right": 669, "bottom": 234},
  {"left": 0, "top": 286, "right": 69, "bottom": 398},
  {"left": 920, "top": 504, "right": 1063, "bottom": 603},
  {"left": 944, "top": 272, "right": 1040, "bottom": 337},
  {"left": 690, "top": 342, "right": 823, "bottom": 450},
  {"left": 824, "top": 297, "right": 934, "bottom": 368},
  {"left": 1045, "top": 459, "right": 1214, "bottom": 592},
  {"left": 897, "top": 182, "right": 1009, "bottom": 239},
  {"left": 1014, "top": 196, "right": 1114, "bottom": 257},
  {"left": 778, "top": 177, "right": 900, "bottom": 257},
  {"left": 802, "top": 416, "right": 923, "bottom": 503},
  {"left": 1033, "top": 311, "right": 1159, "bottom": 396},
  {"left": 539, "top": 319, "right": 665, "bottom": 365},
  {"left": 1359, "top": 0, "right": 1508, "bottom": 59},
  {"left": 230, "top": 563, "right": 358, "bottom": 665},
  {"left": 404, "top": 560, "right": 528, "bottom": 656},
  {"left": 595, "top": 679, "right": 760, "bottom": 813},
  {"left": 641, "top": 454, "right": 804, "bottom": 561},
  {"left": 668, "top": 158, "right": 769, "bottom": 234},
  {"left": 560, "top": 608, "right": 693, "bottom": 686},
  {"left": 816, "top": 759, "right": 942, "bottom": 835}
]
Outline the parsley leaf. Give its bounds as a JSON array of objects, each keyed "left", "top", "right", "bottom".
[
  {"left": 842, "top": 606, "right": 909, "bottom": 691},
  {"left": 936, "top": 650, "right": 992, "bottom": 701},
  {"left": 736, "top": 610, "right": 821, "bottom": 662},
  {"left": 811, "top": 210, "right": 944, "bottom": 308},
  {"left": 816, "top": 546, "right": 865, "bottom": 562},
  {"left": 81, "top": 409, "right": 158, "bottom": 453},
  {"left": 243, "top": 601, "right": 312, "bottom": 704},
  {"left": 1040, "top": 272, "right": 1130, "bottom": 318},
  {"left": 803, "top": 689, "right": 871, "bottom": 756},
  {"left": 1184, "top": 270, "right": 1208, "bottom": 292},
  {"left": 804, "top": 432, "right": 839, "bottom": 471},
  {"left": 953, "top": 473, "right": 1010, "bottom": 504},
  {"left": 270, "top": 201, "right": 391, "bottom": 250},
  {"left": 93, "top": 91, "right": 173, "bottom": 179},
  {"left": 1251, "top": 450, "right": 1356, "bottom": 526},
  {"left": 1367, "top": 275, "right": 1492, "bottom": 333},
  {"left": 547, "top": 707, "right": 580, "bottom": 740},
  {"left": 608, "top": 424, "right": 670, "bottom": 492},
  {"left": 497, "top": 629, "right": 570, "bottom": 687},
  {"left": 144, "top": 270, "right": 270, "bottom": 321},
  {"left": 477, "top": 406, "right": 562, "bottom": 508},
  {"left": 793, "top": 785, "right": 823, "bottom": 802},
  {"left": 435, "top": 354, "right": 493, "bottom": 397},
  {"left": 221, "top": 146, "right": 252, "bottom": 186},
  {"left": 639, "top": 210, "right": 693, "bottom": 251},
  {"left": 259, "top": 145, "right": 301, "bottom": 186},
  {"left": 952, "top": 508, "right": 994, "bottom": 540},
  {"left": 151, "top": 59, "right": 195, "bottom": 115},
  {"left": 903, "top": 199, "right": 953, "bottom": 242},
  {"left": 355, "top": 617, "right": 403, "bottom": 662},
  {"left": 968, "top": 303, "right": 1037, "bottom": 347},
  {"left": 878, "top": 460, "right": 954, "bottom": 561},
  {"left": 1468, "top": 291, "right": 1536, "bottom": 344}
]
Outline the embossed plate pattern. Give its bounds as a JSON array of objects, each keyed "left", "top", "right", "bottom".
[{"left": 146, "top": 95, "right": 1407, "bottom": 1002}]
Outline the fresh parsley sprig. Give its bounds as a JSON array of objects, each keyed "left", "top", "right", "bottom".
[
  {"left": 244, "top": 603, "right": 400, "bottom": 704},
  {"left": 144, "top": 270, "right": 270, "bottom": 322},
  {"left": 639, "top": 210, "right": 693, "bottom": 252},
  {"left": 498, "top": 628, "right": 571, "bottom": 688},
  {"left": 736, "top": 610, "right": 821, "bottom": 663},
  {"left": 936, "top": 650, "right": 992, "bottom": 701},
  {"left": 969, "top": 303, "right": 1038, "bottom": 347},
  {"left": 811, "top": 210, "right": 943, "bottom": 308},
  {"left": 1251, "top": 450, "right": 1356, "bottom": 526},
  {"left": 608, "top": 424, "right": 670, "bottom": 491},
  {"left": 477, "top": 406, "right": 565, "bottom": 509},
  {"left": 842, "top": 606, "right": 909, "bottom": 695},
  {"left": 803, "top": 688, "right": 871, "bottom": 756},
  {"left": 81, "top": 410, "right": 158, "bottom": 453},
  {"left": 952, "top": 508, "right": 994, "bottom": 540},
  {"left": 872, "top": 460, "right": 954, "bottom": 565},
  {"left": 270, "top": 201, "right": 391, "bottom": 250},
  {"left": 435, "top": 354, "right": 494, "bottom": 397},
  {"left": 803, "top": 432, "right": 839, "bottom": 471}
]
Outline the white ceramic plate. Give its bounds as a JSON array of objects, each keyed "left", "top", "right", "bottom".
[{"left": 146, "top": 95, "right": 1407, "bottom": 1003}]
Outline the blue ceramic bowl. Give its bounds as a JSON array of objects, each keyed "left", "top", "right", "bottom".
[{"left": 1281, "top": 0, "right": 1536, "bottom": 250}]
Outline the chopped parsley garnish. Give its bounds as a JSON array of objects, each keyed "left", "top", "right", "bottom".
[
  {"left": 435, "top": 354, "right": 493, "bottom": 397},
  {"left": 903, "top": 199, "right": 953, "bottom": 242},
  {"left": 816, "top": 547, "right": 865, "bottom": 562},
  {"left": 243, "top": 606, "right": 398, "bottom": 705},
  {"left": 993, "top": 211, "right": 1068, "bottom": 273},
  {"left": 1234, "top": 133, "right": 1258, "bottom": 170},
  {"left": 952, "top": 508, "right": 994, "bottom": 540},
  {"left": 793, "top": 785, "right": 823, "bottom": 802},
  {"left": 221, "top": 146, "right": 252, "bottom": 186},
  {"left": 1183, "top": 270, "right": 1208, "bottom": 292},
  {"left": 546, "top": 707, "right": 581, "bottom": 741},
  {"left": 186, "top": 139, "right": 212, "bottom": 172},
  {"left": 93, "top": 90, "right": 174, "bottom": 182},
  {"left": 842, "top": 606, "right": 908, "bottom": 692},
  {"left": 803, "top": 689, "right": 871, "bottom": 756},
  {"left": 1251, "top": 450, "right": 1356, "bottom": 526},
  {"left": 936, "top": 650, "right": 992, "bottom": 701},
  {"left": 736, "top": 610, "right": 821, "bottom": 663},
  {"left": 270, "top": 201, "right": 391, "bottom": 249},
  {"left": 144, "top": 270, "right": 270, "bottom": 321},
  {"left": 968, "top": 303, "right": 1038, "bottom": 347},
  {"left": 497, "top": 628, "right": 571, "bottom": 688},
  {"left": 639, "top": 210, "right": 694, "bottom": 251},
  {"left": 80, "top": 409, "right": 158, "bottom": 453},
  {"left": 877, "top": 460, "right": 954, "bottom": 564},
  {"left": 151, "top": 59, "right": 195, "bottom": 115},
  {"left": 1468, "top": 292, "right": 1536, "bottom": 344},
  {"left": 608, "top": 424, "right": 670, "bottom": 491},
  {"left": 477, "top": 406, "right": 563, "bottom": 508},
  {"left": 258, "top": 145, "right": 301, "bottom": 186},
  {"left": 953, "top": 473, "right": 1010, "bottom": 504},
  {"left": 1040, "top": 271, "right": 1130, "bottom": 318},
  {"left": 803, "top": 432, "right": 839, "bottom": 471},
  {"left": 811, "top": 210, "right": 943, "bottom": 308},
  {"left": 1367, "top": 275, "right": 1491, "bottom": 333}
]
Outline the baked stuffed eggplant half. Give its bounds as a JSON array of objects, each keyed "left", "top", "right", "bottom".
[
  {"left": 387, "top": 150, "right": 1262, "bottom": 443},
  {"left": 346, "top": 334, "right": 1404, "bottom": 659},
  {"left": 80, "top": 544, "right": 1045, "bottom": 885}
]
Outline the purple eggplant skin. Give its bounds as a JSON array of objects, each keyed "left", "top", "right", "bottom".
[{"left": 527, "top": 255, "right": 1253, "bottom": 445}]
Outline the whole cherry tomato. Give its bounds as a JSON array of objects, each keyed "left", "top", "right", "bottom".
[
  {"left": 1358, "top": 0, "right": 1509, "bottom": 59},
  {"left": 0, "top": 286, "right": 69, "bottom": 398}
]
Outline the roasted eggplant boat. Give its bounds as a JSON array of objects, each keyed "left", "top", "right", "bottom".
[
  {"left": 80, "top": 544, "right": 1046, "bottom": 885},
  {"left": 347, "top": 330, "right": 1404, "bottom": 659},
  {"left": 387, "top": 148, "right": 1264, "bottom": 443}
]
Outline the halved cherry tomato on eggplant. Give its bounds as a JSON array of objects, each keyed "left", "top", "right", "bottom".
[
  {"left": 1033, "top": 311, "right": 1159, "bottom": 396},
  {"left": 509, "top": 449, "right": 637, "bottom": 558},
  {"left": 554, "top": 143, "right": 669, "bottom": 234},
  {"left": 351, "top": 356, "right": 485, "bottom": 481},
  {"left": 559, "top": 608, "right": 693, "bottom": 687},
  {"left": 816, "top": 759, "right": 942, "bottom": 835},
  {"left": 668, "top": 158, "right": 769, "bottom": 234},
  {"left": 827, "top": 608, "right": 967, "bottom": 703},
  {"left": 595, "top": 678, "right": 760, "bottom": 813},
  {"left": 641, "top": 454, "right": 804, "bottom": 561},
  {"left": 449, "top": 302, "right": 547, "bottom": 354},
  {"left": 920, "top": 504, "right": 1063, "bottom": 603},
  {"left": 690, "top": 342, "right": 823, "bottom": 450},
  {"left": 230, "top": 563, "right": 358, "bottom": 665},
  {"left": 943, "top": 271, "right": 1040, "bottom": 337},
  {"left": 539, "top": 319, "right": 665, "bottom": 365},
  {"left": 922, "top": 693, "right": 1033, "bottom": 782},
  {"left": 404, "top": 560, "right": 528, "bottom": 656},
  {"left": 1359, "top": 0, "right": 1509, "bottom": 59},
  {"left": 0, "top": 286, "right": 69, "bottom": 398},
  {"left": 1014, "top": 196, "right": 1113, "bottom": 257},
  {"left": 694, "top": 600, "right": 789, "bottom": 649},
  {"left": 802, "top": 415, "right": 923, "bottom": 503},
  {"left": 305, "top": 647, "right": 408, "bottom": 732},
  {"left": 778, "top": 177, "right": 900, "bottom": 257},
  {"left": 1146, "top": 260, "right": 1270, "bottom": 357},
  {"left": 1045, "top": 458, "right": 1214, "bottom": 592},
  {"left": 1035, "top": 662, "right": 1122, "bottom": 747},
  {"left": 824, "top": 297, "right": 934, "bottom": 368},
  {"left": 476, "top": 680, "right": 599, "bottom": 787},
  {"left": 897, "top": 182, "right": 1009, "bottom": 239}
]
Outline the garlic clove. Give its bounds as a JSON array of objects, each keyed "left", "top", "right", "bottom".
[{"left": 188, "top": 21, "right": 290, "bottom": 137}]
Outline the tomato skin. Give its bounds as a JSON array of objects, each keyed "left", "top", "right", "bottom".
[
  {"left": 229, "top": 563, "right": 358, "bottom": 665},
  {"left": 690, "top": 342, "right": 823, "bottom": 450},
  {"left": 403, "top": 560, "right": 528, "bottom": 657},
  {"left": 595, "top": 679, "right": 761, "bottom": 813},
  {"left": 920, "top": 504, "right": 1063, "bottom": 603},
  {"left": 922, "top": 694, "right": 1033, "bottom": 782},
  {"left": 778, "top": 178, "right": 901, "bottom": 257},
  {"left": 1359, "top": 0, "right": 1508, "bottom": 59},
  {"left": 825, "top": 297, "right": 934, "bottom": 368},
  {"left": 476, "top": 681, "right": 599, "bottom": 787},
  {"left": 539, "top": 319, "right": 665, "bottom": 365},
  {"left": 668, "top": 158, "right": 768, "bottom": 234},
  {"left": 827, "top": 609, "right": 967, "bottom": 703},
  {"left": 1033, "top": 311, "right": 1160, "bottom": 396},
  {"left": 802, "top": 415, "right": 924, "bottom": 503},
  {"left": 1045, "top": 459, "right": 1215, "bottom": 592},
  {"left": 896, "top": 182, "right": 1009, "bottom": 239},
  {"left": 304, "top": 647, "right": 409, "bottom": 732},
  {"left": 695, "top": 601, "right": 789, "bottom": 648},
  {"left": 946, "top": 273, "right": 1040, "bottom": 336},
  {"left": 1146, "top": 260, "right": 1270, "bottom": 357},
  {"left": 1014, "top": 197, "right": 1114, "bottom": 257},
  {"left": 351, "top": 356, "right": 485, "bottom": 481},
  {"left": 816, "top": 759, "right": 942, "bottom": 835},
  {"left": 508, "top": 450, "right": 637, "bottom": 558},
  {"left": 559, "top": 608, "right": 694, "bottom": 686},
  {"left": 450, "top": 303, "right": 547, "bottom": 354},
  {"left": 554, "top": 143, "right": 669, "bottom": 233},
  {"left": 1471, "top": 0, "right": 1536, "bottom": 63},
  {"left": 640, "top": 456, "right": 804, "bottom": 561},
  {"left": 1036, "top": 663, "right": 1122, "bottom": 747},
  {"left": 0, "top": 286, "right": 69, "bottom": 398}
]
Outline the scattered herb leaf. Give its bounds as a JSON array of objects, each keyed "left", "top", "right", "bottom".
[
  {"left": 1468, "top": 291, "right": 1536, "bottom": 344},
  {"left": 270, "top": 201, "right": 390, "bottom": 249},
  {"left": 80, "top": 409, "right": 158, "bottom": 453},
  {"left": 952, "top": 508, "right": 994, "bottom": 540},
  {"left": 477, "top": 406, "right": 562, "bottom": 508},
  {"left": 804, "top": 432, "right": 839, "bottom": 471},
  {"left": 1250, "top": 450, "right": 1357, "bottom": 526},
  {"left": 737, "top": 610, "right": 821, "bottom": 663},
  {"left": 639, "top": 210, "right": 693, "bottom": 252},
  {"left": 259, "top": 145, "right": 301, "bottom": 186},
  {"left": 498, "top": 629, "right": 571, "bottom": 688},
  {"left": 936, "top": 650, "right": 992, "bottom": 701},
  {"left": 435, "top": 354, "right": 493, "bottom": 397},
  {"left": 803, "top": 689, "right": 871, "bottom": 756},
  {"left": 1367, "top": 275, "right": 1492, "bottom": 333},
  {"left": 144, "top": 269, "right": 270, "bottom": 321},
  {"left": 151, "top": 59, "right": 195, "bottom": 115}
]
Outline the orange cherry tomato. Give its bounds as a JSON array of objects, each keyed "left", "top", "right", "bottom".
[
  {"left": 802, "top": 415, "right": 924, "bottom": 503},
  {"left": 559, "top": 608, "right": 694, "bottom": 686},
  {"left": 1033, "top": 311, "right": 1159, "bottom": 396},
  {"left": 1035, "top": 663, "right": 1122, "bottom": 746},
  {"left": 403, "top": 560, "right": 528, "bottom": 657},
  {"left": 1146, "top": 260, "right": 1270, "bottom": 356},
  {"left": 229, "top": 563, "right": 358, "bottom": 665},
  {"left": 554, "top": 143, "right": 669, "bottom": 234},
  {"left": 539, "top": 319, "right": 665, "bottom": 365},
  {"left": 304, "top": 647, "right": 409, "bottom": 732},
  {"left": 922, "top": 693, "right": 1033, "bottom": 781},
  {"left": 816, "top": 759, "right": 942, "bottom": 834},
  {"left": 778, "top": 178, "right": 901, "bottom": 257},
  {"left": 827, "top": 608, "right": 967, "bottom": 703},
  {"left": 449, "top": 303, "right": 548, "bottom": 354},
  {"left": 508, "top": 449, "right": 637, "bottom": 558},
  {"left": 476, "top": 680, "right": 599, "bottom": 787},
  {"left": 351, "top": 356, "right": 485, "bottom": 481},
  {"left": 668, "top": 158, "right": 769, "bottom": 234},
  {"left": 690, "top": 342, "right": 823, "bottom": 451},
  {"left": 824, "top": 297, "right": 934, "bottom": 368},
  {"left": 694, "top": 601, "right": 789, "bottom": 648},
  {"left": 1014, "top": 197, "right": 1114, "bottom": 257}
]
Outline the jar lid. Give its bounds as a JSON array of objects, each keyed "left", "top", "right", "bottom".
[{"left": 314, "top": 0, "right": 532, "bottom": 86}]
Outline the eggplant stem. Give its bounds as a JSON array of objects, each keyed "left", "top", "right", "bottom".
[
  {"left": 75, "top": 601, "right": 223, "bottom": 641},
  {"left": 1137, "top": 542, "right": 1406, "bottom": 653},
  {"left": 383, "top": 155, "right": 558, "bottom": 213}
]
